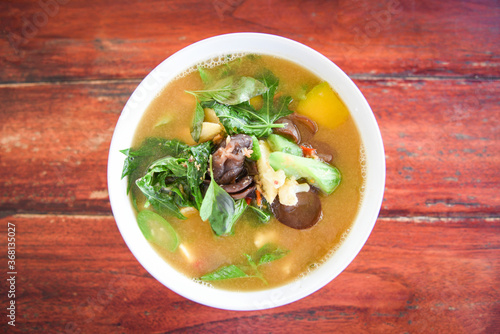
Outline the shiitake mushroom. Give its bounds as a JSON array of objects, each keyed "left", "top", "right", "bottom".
[{"left": 271, "top": 190, "right": 322, "bottom": 229}]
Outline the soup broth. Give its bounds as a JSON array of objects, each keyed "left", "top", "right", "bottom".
[{"left": 129, "top": 55, "right": 364, "bottom": 291}]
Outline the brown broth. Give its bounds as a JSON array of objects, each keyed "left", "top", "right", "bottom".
[{"left": 130, "top": 54, "right": 364, "bottom": 291}]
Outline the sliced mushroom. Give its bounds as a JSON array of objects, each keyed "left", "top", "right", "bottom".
[
  {"left": 273, "top": 117, "right": 301, "bottom": 143},
  {"left": 244, "top": 160, "right": 259, "bottom": 176},
  {"left": 212, "top": 134, "right": 253, "bottom": 184},
  {"left": 289, "top": 113, "right": 318, "bottom": 142},
  {"left": 221, "top": 175, "right": 253, "bottom": 194},
  {"left": 228, "top": 184, "right": 256, "bottom": 199},
  {"left": 271, "top": 191, "right": 322, "bottom": 229},
  {"left": 274, "top": 113, "right": 318, "bottom": 144}
]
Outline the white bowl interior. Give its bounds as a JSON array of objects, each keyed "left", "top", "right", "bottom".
[{"left": 107, "top": 33, "right": 385, "bottom": 311}]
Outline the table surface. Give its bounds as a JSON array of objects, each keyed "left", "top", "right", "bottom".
[{"left": 1, "top": 0, "right": 499, "bottom": 333}]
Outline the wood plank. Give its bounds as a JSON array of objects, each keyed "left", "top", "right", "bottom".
[
  {"left": 358, "top": 78, "right": 500, "bottom": 217},
  {"left": 1, "top": 214, "right": 498, "bottom": 333},
  {"left": 1, "top": 0, "right": 499, "bottom": 83},
  {"left": 0, "top": 81, "right": 133, "bottom": 215},
  {"left": 1, "top": 79, "right": 498, "bottom": 216}
]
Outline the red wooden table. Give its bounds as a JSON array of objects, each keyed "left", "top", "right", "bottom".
[{"left": 1, "top": 1, "right": 499, "bottom": 333}]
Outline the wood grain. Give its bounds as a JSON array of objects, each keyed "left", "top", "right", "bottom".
[
  {"left": 0, "top": 0, "right": 498, "bottom": 332},
  {"left": 1, "top": 79, "right": 498, "bottom": 216},
  {"left": 1, "top": 0, "right": 498, "bottom": 83},
  {"left": 1, "top": 214, "right": 498, "bottom": 333}
]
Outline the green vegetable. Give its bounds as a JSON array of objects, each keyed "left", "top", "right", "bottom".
[
  {"left": 233, "top": 199, "right": 249, "bottom": 225},
  {"left": 200, "top": 264, "right": 248, "bottom": 281},
  {"left": 197, "top": 65, "right": 211, "bottom": 85},
  {"left": 204, "top": 71, "right": 294, "bottom": 138},
  {"left": 249, "top": 135, "right": 261, "bottom": 160},
  {"left": 186, "top": 75, "right": 267, "bottom": 106},
  {"left": 199, "top": 156, "right": 247, "bottom": 236},
  {"left": 199, "top": 243, "right": 289, "bottom": 283},
  {"left": 185, "top": 143, "right": 212, "bottom": 209},
  {"left": 267, "top": 134, "right": 303, "bottom": 156},
  {"left": 134, "top": 141, "right": 211, "bottom": 219},
  {"left": 190, "top": 100, "right": 205, "bottom": 143},
  {"left": 268, "top": 152, "right": 341, "bottom": 194},
  {"left": 255, "top": 243, "right": 289, "bottom": 265},
  {"left": 248, "top": 204, "right": 272, "bottom": 223},
  {"left": 137, "top": 210, "right": 179, "bottom": 252},
  {"left": 120, "top": 138, "right": 189, "bottom": 194}
]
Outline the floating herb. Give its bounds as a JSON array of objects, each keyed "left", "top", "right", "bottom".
[
  {"left": 186, "top": 75, "right": 268, "bottom": 106},
  {"left": 120, "top": 138, "right": 189, "bottom": 194},
  {"left": 190, "top": 100, "right": 205, "bottom": 143},
  {"left": 132, "top": 140, "right": 211, "bottom": 219},
  {"left": 199, "top": 243, "right": 289, "bottom": 283},
  {"left": 200, "top": 264, "right": 248, "bottom": 281},
  {"left": 248, "top": 204, "right": 272, "bottom": 224},
  {"left": 197, "top": 65, "right": 212, "bottom": 85},
  {"left": 255, "top": 243, "right": 289, "bottom": 265},
  {"left": 203, "top": 71, "right": 294, "bottom": 137},
  {"left": 199, "top": 155, "right": 245, "bottom": 236}
]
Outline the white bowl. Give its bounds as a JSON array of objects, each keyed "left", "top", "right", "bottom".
[{"left": 107, "top": 33, "right": 385, "bottom": 311}]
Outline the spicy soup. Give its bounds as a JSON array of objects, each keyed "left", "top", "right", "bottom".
[{"left": 126, "top": 54, "right": 364, "bottom": 291}]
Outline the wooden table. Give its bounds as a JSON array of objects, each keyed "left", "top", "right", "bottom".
[{"left": 1, "top": 0, "right": 499, "bottom": 333}]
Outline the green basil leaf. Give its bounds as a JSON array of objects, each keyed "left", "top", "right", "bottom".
[
  {"left": 190, "top": 100, "right": 205, "bottom": 143},
  {"left": 233, "top": 199, "right": 248, "bottom": 224},
  {"left": 135, "top": 175, "right": 186, "bottom": 219},
  {"left": 183, "top": 142, "right": 211, "bottom": 209},
  {"left": 248, "top": 205, "right": 272, "bottom": 223},
  {"left": 197, "top": 65, "right": 211, "bottom": 85},
  {"left": 256, "top": 243, "right": 290, "bottom": 265},
  {"left": 187, "top": 76, "right": 267, "bottom": 106},
  {"left": 120, "top": 138, "right": 188, "bottom": 194},
  {"left": 200, "top": 264, "right": 248, "bottom": 281},
  {"left": 258, "top": 70, "right": 294, "bottom": 125},
  {"left": 132, "top": 140, "right": 211, "bottom": 218},
  {"left": 201, "top": 71, "right": 293, "bottom": 138},
  {"left": 200, "top": 156, "right": 242, "bottom": 236}
]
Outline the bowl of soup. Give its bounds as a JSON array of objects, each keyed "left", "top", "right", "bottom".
[{"left": 107, "top": 33, "right": 385, "bottom": 310}]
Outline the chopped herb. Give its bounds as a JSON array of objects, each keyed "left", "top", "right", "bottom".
[
  {"left": 132, "top": 140, "right": 211, "bottom": 219},
  {"left": 190, "top": 100, "right": 205, "bottom": 143},
  {"left": 255, "top": 243, "right": 289, "bottom": 265},
  {"left": 197, "top": 65, "right": 211, "bottom": 85},
  {"left": 199, "top": 156, "right": 245, "bottom": 235},
  {"left": 199, "top": 243, "right": 289, "bottom": 283},
  {"left": 203, "top": 71, "right": 293, "bottom": 137},
  {"left": 120, "top": 138, "right": 189, "bottom": 194},
  {"left": 248, "top": 204, "right": 272, "bottom": 224},
  {"left": 200, "top": 264, "right": 248, "bottom": 281},
  {"left": 186, "top": 75, "right": 267, "bottom": 106}
]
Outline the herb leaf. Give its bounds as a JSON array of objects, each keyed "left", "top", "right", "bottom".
[
  {"left": 199, "top": 155, "right": 238, "bottom": 236},
  {"left": 248, "top": 204, "right": 272, "bottom": 223},
  {"left": 200, "top": 264, "right": 248, "bottom": 281},
  {"left": 187, "top": 76, "right": 268, "bottom": 106},
  {"left": 184, "top": 142, "right": 211, "bottom": 209},
  {"left": 133, "top": 140, "right": 211, "bottom": 219},
  {"left": 120, "top": 138, "right": 188, "bottom": 194},
  {"left": 197, "top": 65, "right": 211, "bottom": 85},
  {"left": 190, "top": 100, "right": 205, "bottom": 143},
  {"left": 203, "top": 71, "right": 293, "bottom": 138},
  {"left": 199, "top": 243, "right": 290, "bottom": 283},
  {"left": 258, "top": 70, "right": 294, "bottom": 125},
  {"left": 255, "top": 243, "right": 290, "bottom": 265}
]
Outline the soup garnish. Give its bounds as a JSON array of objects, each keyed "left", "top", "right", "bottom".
[{"left": 121, "top": 54, "right": 363, "bottom": 290}]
